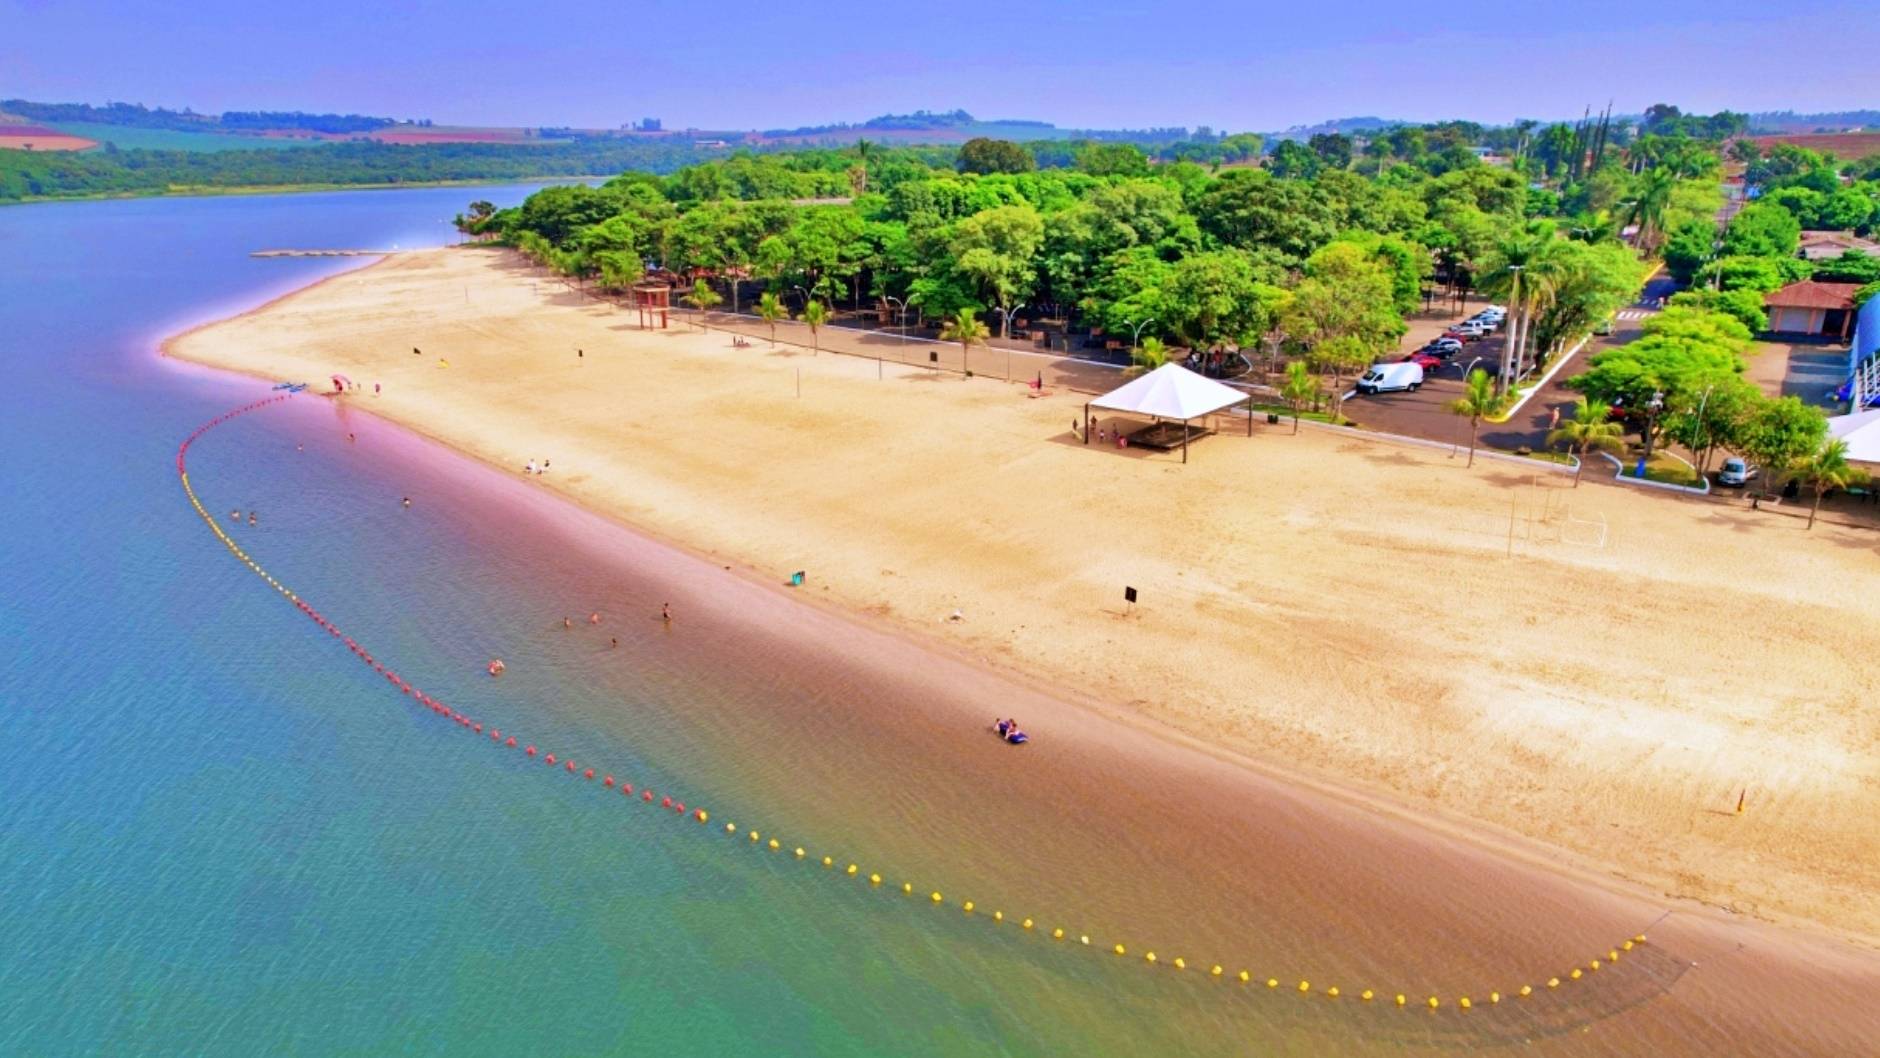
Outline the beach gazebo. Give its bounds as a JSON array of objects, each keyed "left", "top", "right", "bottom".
[
  {"left": 1084, "top": 363, "right": 1254, "bottom": 464},
  {"left": 1827, "top": 409, "right": 1880, "bottom": 468}
]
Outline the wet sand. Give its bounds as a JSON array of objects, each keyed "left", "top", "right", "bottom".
[{"left": 165, "top": 247, "right": 1880, "bottom": 1051}]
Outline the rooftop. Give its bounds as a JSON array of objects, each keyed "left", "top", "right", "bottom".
[{"left": 1764, "top": 280, "right": 1861, "bottom": 311}]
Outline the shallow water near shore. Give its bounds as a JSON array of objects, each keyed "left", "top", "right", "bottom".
[{"left": 2, "top": 188, "right": 1875, "bottom": 1057}]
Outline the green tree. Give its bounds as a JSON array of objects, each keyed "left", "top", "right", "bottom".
[
  {"left": 1074, "top": 143, "right": 1150, "bottom": 177},
  {"left": 1479, "top": 220, "right": 1560, "bottom": 389},
  {"left": 756, "top": 291, "right": 789, "bottom": 346},
  {"left": 800, "top": 299, "right": 828, "bottom": 354},
  {"left": 1447, "top": 368, "right": 1513, "bottom": 467},
  {"left": 1738, "top": 395, "right": 1828, "bottom": 506},
  {"left": 1278, "top": 359, "right": 1319, "bottom": 434},
  {"left": 1723, "top": 202, "right": 1802, "bottom": 258},
  {"left": 1794, "top": 438, "right": 1864, "bottom": 528},
  {"left": 1161, "top": 249, "right": 1283, "bottom": 350},
  {"left": 1546, "top": 397, "right": 1626, "bottom": 485},
  {"left": 1667, "top": 287, "right": 1767, "bottom": 332},
  {"left": 1131, "top": 336, "right": 1169, "bottom": 373},
  {"left": 939, "top": 313, "right": 990, "bottom": 374},
  {"left": 956, "top": 138, "right": 1035, "bottom": 175},
  {"left": 1280, "top": 245, "right": 1402, "bottom": 417},
  {"left": 949, "top": 204, "right": 1044, "bottom": 335},
  {"left": 679, "top": 279, "right": 721, "bottom": 331}
]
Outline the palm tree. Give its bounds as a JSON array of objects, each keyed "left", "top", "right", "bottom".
[
  {"left": 1446, "top": 369, "right": 1512, "bottom": 468},
  {"left": 1623, "top": 168, "right": 1676, "bottom": 255},
  {"left": 1131, "top": 336, "right": 1168, "bottom": 373},
  {"left": 1478, "top": 221, "right": 1556, "bottom": 391},
  {"left": 679, "top": 279, "right": 721, "bottom": 332},
  {"left": 800, "top": 299, "right": 828, "bottom": 354},
  {"left": 1546, "top": 397, "right": 1626, "bottom": 486},
  {"left": 1794, "top": 438, "right": 1863, "bottom": 529},
  {"left": 939, "top": 313, "right": 990, "bottom": 375},
  {"left": 756, "top": 291, "right": 789, "bottom": 347},
  {"left": 851, "top": 138, "right": 874, "bottom": 195},
  {"left": 1278, "top": 360, "right": 1318, "bottom": 435}
]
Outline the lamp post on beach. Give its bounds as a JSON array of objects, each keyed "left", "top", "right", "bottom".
[
  {"left": 883, "top": 295, "right": 909, "bottom": 342},
  {"left": 1126, "top": 317, "right": 1155, "bottom": 362}
]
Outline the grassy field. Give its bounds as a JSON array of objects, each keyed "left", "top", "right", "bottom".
[
  {"left": 48, "top": 123, "right": 329, "bottom": 152},
  {"left": 1751, "top": 131, "right": 1880, "bottom": 160}
]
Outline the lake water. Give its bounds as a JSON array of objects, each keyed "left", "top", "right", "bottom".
[{"left": 0, "top": 187, "right": 1867, "bottom": 1057}]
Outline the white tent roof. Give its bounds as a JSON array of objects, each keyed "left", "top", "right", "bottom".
[
  {"left": 1828, "top": 408, "right": 1880, "bottom": 463},
  {"left": 1089, "top": 363, "right": 1247, "bottom": 421}
]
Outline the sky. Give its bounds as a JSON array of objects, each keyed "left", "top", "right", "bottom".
[{"left": 5, "top": 0, "right": 1876, "bottom": 132}]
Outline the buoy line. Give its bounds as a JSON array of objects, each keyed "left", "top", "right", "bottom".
[{"left": 178, "top": 393, "right": 1660, "bottom": 1019}]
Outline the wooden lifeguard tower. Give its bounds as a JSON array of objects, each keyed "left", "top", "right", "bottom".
[{"left": 631, "top": 281, "right": 672, "bottom": 330}]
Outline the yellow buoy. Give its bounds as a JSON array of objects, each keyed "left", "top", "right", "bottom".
[
  {"left": 902, "top": 882, "right": 912, "bottom": 894},
  {"left": 1022, "top": 919, "right": 1034, "bottom": 930},
  {"left": 768, "top": 839, "right": 779, "bottom": 850},
  {"left": 1489, "top": 992, "right": 1500, "bottom": 1004},
  {"left": 1570, "top": 969, "right": 1583, "bottom": 980},
  {"left": 1325, "top": 986, "right": 1338, "bottom": 998},
  {"left": 1297, "top": 980, "right": 1309, "bottom": 993},
  {"left": 725, "top": 823, "right": 736, "bottom": 833},
  {"left": 1266, "top": 978, "right": 1278, "bottom": 989},
  {"left": 1080, "top": 935, "right": 1090, "bottom": 946},
  {"left": 1210, "top": 965, "right": 1222, "bottom": 977},
  {"left": 1361, "top": 989, "right": 1374, "bottom": 1001},
  {"left": 1548, "top": 977, "right": 1560, "bottom": 989},
  {"left": 1237, "top": 971, "right": 1250, "bottom": 983},
  {"left": 821, "top": 856, "right": 833, "bottom": 868},
  {"left": 963, "top": 901, "right": 975, "bottom": 914},
  {"left": 845, "top": 863, "right": 857, "bottom": 875},
  {"left": 1622, "top": 940, "right": 1635, "bottom": 952},
  {"left": 1144, "top": 952, "right": 1157, "bottom": 964},
  {"left": 1113, "top": 944, "right": 1126, "bottom": 956},
  {"left": 749, "top": 831, "right": 759, "bottom": 842},
  {"left": 1609, "top": 949, "right": 1620, "bottom": 961},
  {"left": 993, "top": 911, "right": 1003, "bottom": 923},
  {"left": 1519, "top": 985, "right": 1532, "bottom": 997},
  {"left": 869, "top": 874, "right": 882, "bottom": 886},
  {"left": 1052, "top": 928, "right": 1064, "bottom": 940},
  {"left": 794, "top": 847, "right": 806, "bottom": 858},
  {"left": 1427, "top": 997, "right": 1439, "bottom": 1010},
  {"left": 1395, "top": 994, "right": 1406, "bottom": 1007},
  {"left": 1635, "top": 934, "right": 1647, "bottom": 944},
  {"left": 931, "top": 891, "right": 943, "bottom": 903},
  {"left": 1173, "top": 958, "right": 1185, "bottom": 971},
  {"left": 1459, "top": 997, "right": 1471, "bottom": 1010},
  {"left": 1590, "top": 959, "right": 1600, "bottom": 971}
]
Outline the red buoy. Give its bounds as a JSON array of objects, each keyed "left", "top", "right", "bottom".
[
  {"left": 506, "top": 737, "right": 517, "bottom": 747},
  {"left": 565, "top": 761, "right": 575, "bottom": 772},
  {"left": 622, "top": 784, "right": 633, "bottom": 795},
  {"left": 660, "top": 796, "right": 672, "bottom": 808},
  {"left": 642, "top": 790, "right": 654, "bottom": 802},
  {"left": 526, "top": 745, "right": 537, "bottom": 756},
  {"left": 583, "top": 769, "right": 594, "bottom": 780},
  {"left": 604, "top": 776, "right": 615, "bottom": 787}
]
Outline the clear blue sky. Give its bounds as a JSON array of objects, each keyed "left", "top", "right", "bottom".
[{"left": 5, "top": 0, "right": 1874, "bottom": 131}]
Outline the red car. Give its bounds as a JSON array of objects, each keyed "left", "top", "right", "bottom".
[
  {"left": 1402, "top": 351, "right": 1444, "bottom": 370},
  {"left": 1442, "top": 328, "right": 1484, "bottom": 343}
]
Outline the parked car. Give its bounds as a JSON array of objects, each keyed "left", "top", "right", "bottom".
[
  {"left": 1717, "top": 457, "right": 1758, "bottom": 487},
  {"left": 1442, "top": 328, "right": 1482, "bottom": 343},
  {"left": 1593, "top": 315, "right": 1615, "bottom": 336},
  {"left": 1402, "top": 351, "right": 1444, "bottom": 370},
  {"left": 1357, "top": 361, "right": 1424, "bottom": 394},
  {"left": 1426, "top": 337, "right": 1464, "bottom": 354}
]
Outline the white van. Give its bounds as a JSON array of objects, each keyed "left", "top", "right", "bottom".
[{"left": 1357, "top": 361, "right": 1424, "bottom": 394}]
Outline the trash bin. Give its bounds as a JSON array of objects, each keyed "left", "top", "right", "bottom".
[{"left": 1266, "top": 413, "right": 1280, "bottom": 425}]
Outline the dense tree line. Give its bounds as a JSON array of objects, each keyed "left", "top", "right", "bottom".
[
  {"left": 484, "top": 131, "right": 1687, "bottom": 412},
  {"left": 0, "top": 138, "right": 738, "bottom": 202},
  {"left": 2, "top": 98, "right": 398, "bottom": 134}
]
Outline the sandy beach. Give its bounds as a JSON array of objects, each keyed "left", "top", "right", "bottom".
[{"left": 166, "top": 245, "right": 1880, "bottom": 953}]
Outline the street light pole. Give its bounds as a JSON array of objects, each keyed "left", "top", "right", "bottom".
[
  {"left": 1638, "top": 389, "right": 1666, "bottom": 477},
  {"left": 1127, "top": 317, "right": 1156, "bottom": 361},
  {"left": 883, "top": 295, "right": 909, "bottom": 342}
]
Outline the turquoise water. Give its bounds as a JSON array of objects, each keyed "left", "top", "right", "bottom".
[
  {"left": 0, "top": 188, "right": 1264, "bottom": 1057},
  {"left": 3, "top": 188, "right": 1867, "bottom": 1057}
]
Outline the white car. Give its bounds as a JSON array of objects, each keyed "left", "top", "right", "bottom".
[{"left": 1717, "top": 457, "right": 1757, "bottom": 487}]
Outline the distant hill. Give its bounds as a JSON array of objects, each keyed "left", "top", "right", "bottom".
[
  {"left": 753, "top": 110, "right": 1201, "bottom": 146},
  {"left": 1263, "top": 116, "right": 1402, "bottom": 142},
  {"left": 1746, "top": 110, "right": 1880, "bottom": 134}
]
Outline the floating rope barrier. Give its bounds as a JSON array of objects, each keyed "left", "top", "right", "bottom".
[{"left": 178, "top": 393, "right": 1665, "bottom": 1022}]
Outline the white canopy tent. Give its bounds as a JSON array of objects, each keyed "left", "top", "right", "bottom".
[
  {"left": 1827, "top": 408, "right": 1880, "bottom": 465},
  {"left": 1084, "top": 363, "right": 1253, "bottom": 463}
]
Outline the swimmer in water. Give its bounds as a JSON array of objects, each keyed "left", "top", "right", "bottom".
[
  {"left": 563, "top": 616, "right": 572, "bottom": 630},
  {"left": 229, "top": 509, "right": 240, "bottom": 521},
  {"left": 610, "top": 637, "right": 618, "bottom": 649},
  {"left": 661, "top": 603, "right": 671, "bottom": 623},
  {"left": 402, "top": 497, "right": 411, "bottom": 508},
  {"left": 588, "top": 612, "right": 600, "bottom": 624},
  {"left": 248, "top": 512, "right": 257, "bottom": 526},
  {"left": 348, "top": 433, "right": 355, "bottom": 443}
]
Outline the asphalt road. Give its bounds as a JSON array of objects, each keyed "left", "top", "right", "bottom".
[{"left": 1344, "top": 274, "right": 1679, "bottom": 452}]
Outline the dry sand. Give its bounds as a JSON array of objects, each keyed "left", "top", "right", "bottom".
[{"left": 167, "top": 247, "right": 1880, "bottom": 949}]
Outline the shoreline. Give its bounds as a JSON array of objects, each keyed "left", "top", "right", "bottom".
[
  {"left": 160, "top": 247, "right": 1880, "bottom": 958},
  {"left": 0, "top": 174, "right": 603, "bottom": 208}
]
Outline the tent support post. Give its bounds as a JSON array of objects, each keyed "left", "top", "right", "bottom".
[
  {"left": 1182, "top": 418, "right": 1190, "bottom": 464},
  {"left": 1247, "top": 396, "right": 1254, "bottom": 436},
  {"left": 1083, "top": 402, "right": 1090, "bottom": 445}
]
